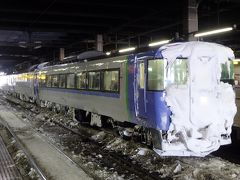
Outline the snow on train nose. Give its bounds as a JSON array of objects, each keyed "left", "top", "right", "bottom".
[{"left": 154, "top": 42, "right": 236, "bottom": 156}]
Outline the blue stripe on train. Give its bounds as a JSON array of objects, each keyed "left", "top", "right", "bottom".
[{"left": 40, "top": 87, "right": 120, "bottom": 98}]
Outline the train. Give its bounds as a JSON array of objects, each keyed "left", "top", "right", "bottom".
[{"left": 0, "top": 41, "right": 237, "bottom": 157}]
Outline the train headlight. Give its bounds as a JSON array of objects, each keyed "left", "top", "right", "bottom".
[{"left": 199, "top": 96, "right": 208, "bottom": 105}]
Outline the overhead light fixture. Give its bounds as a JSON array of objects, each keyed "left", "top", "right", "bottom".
[
  {"left": 33, "top": 45, "right": 42, "bottom": 49},
  {"left": 233, "top": 59, "right": 240, "bottom": 64},
  {"left": 18, "top": 40, "right": 42, "bottom": 49},
  {"left": 18, "top": 41, "right": 27, "bottom": 48},
  {"left": 194, "top": 27, "right": 233, "bottom": 37},
  {"left": 119, "top": 47, "right": 136, "bottom": 53},
  {"left": 230, "top": 58, "right": 240, "bottom": 65},
  {"left": 148, "top": 39, "right": 170, "bottom": 47},
  {"left": 106, "top": 51, "right": 111, "bottom": 56}
]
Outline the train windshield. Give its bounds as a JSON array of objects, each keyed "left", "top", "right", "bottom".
[
  {"left": 147, "top": 59, "right": 165, "bottom": 90},
  {"left": 167, "top": 58, "right": 188, "bottom": 86},
  {"left": 147, "top": 59, "right": 188, "bottom": 90},
  {"left": 220, "top": 61, "right": 234, "bottom": 85}
]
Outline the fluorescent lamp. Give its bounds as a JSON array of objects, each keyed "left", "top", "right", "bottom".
[
  {"left": 194, "top": 27, "right": 233, "bottom": 37},
  {"left": 106, "top": 51, "right": 111, "bottom": 56},
  {"left": 148, "top": 39, "right": 170, "bottom": 47},
  {"left": 119, "top": 47, "right": 135, "bottom": 53},
  {"left": 34, "top": 45, "right": 42, "bottom": 49}
]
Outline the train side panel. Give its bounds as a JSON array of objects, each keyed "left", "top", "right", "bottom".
[
  {"left": 37, "top": 56, "right": 130, "bottom": 123},
  {"left": 15, "top": 73, "right": 35, "bottom": 100}
]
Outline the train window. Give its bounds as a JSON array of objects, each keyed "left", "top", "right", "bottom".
[
  {"left": 88, "top": 71, "right": 100, "bottom": 90},
  {"left": 168, "top": 59, "right": 188, "bottom": 85},
  {"left": 66, "top": 74, "right": 75, "bottom": 89},
  {"left": 220, "top": 61, "right": 234, "bottom": 85},
  {"left": 27, "top": 73, "right": 34, "bottom": 82},
  {"left": 46, "top": 75, "right": 52, "bottom": 87},
  {"left": 39, "top": 73, "right": 46, "bottom": 87},
  {"left": 147, "top": 59, "right": 164, "bottom": 90},
  {"left": 59, "top": 74, "right": 66, "bottom": 88},
  {"left": 138, "top": 63, "right": 144, "bottom": 89},
  {"left": 103, "top": 70, "right": 119, "bottom": 92},
  {"left": 221, "top": 61, "right": 234, "bottom": 80},
  {"left": 51, "top": 75, "right": 59, "bottom": 88},
  {"left": 20, "top": 73, "right": 27, "bottom": 82},
  {"left": 76, "top": 72, "right": 87, "bottom": 89}
]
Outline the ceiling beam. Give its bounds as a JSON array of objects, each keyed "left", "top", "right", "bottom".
[
  {"left": 0, "top": 18, "right": 113, "bottom": 28},
  {"left": 0, "top": 26, "right": 98, "bottom": 34},
  {"left": 0, "top": 8, "right": 133, "bottom": 20}
]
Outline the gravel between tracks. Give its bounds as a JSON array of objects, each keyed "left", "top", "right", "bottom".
[{"left": 2, "top": 94, "right": 240, "bottom": 180}]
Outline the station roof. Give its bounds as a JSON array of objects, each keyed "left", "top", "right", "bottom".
[{"left": 0, "top": 0, "right": 240, "bottom": 71}]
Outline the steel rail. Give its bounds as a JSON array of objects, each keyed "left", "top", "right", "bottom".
[{"left": 0, "top": 121, "right": 47, "bottom": 180}]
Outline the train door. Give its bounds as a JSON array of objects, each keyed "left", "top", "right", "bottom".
[{"left": 135, "top": 60, "right": 148, "bottom": 118}]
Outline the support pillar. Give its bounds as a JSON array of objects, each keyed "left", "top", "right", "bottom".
[
  {"left": 59, "top": 48, "right": 65, "bottom": 61},
  {"left": 183, "top": 0, "right": 198, "bottom": 41},
  {"left": 96, "top": 34, "right": 103, "bottom": 52}
]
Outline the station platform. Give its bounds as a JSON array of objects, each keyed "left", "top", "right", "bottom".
[{"left": 0, "top": 135, "right": 22, "bottom": 180}]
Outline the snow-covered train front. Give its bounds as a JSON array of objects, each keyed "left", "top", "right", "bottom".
[{"left": 0, "top": 42, "right": 237, "bottom": 156}]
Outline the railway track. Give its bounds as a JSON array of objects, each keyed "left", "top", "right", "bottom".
[
  {"left": 0, "top": 96, "right": 98, "bottom": 180},
  {"left": 3, "top": 94, "right": 240, "bottom": 180},
  {"left": 52, "top": 119, "right": 163, "bottom": 180},
  {"left": 0, "top": 121, "right": 47, "bottom": 180}
]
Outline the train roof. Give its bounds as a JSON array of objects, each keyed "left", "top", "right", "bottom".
[{"left": 13, "top": 41, "right": 236, "bottom": 74}]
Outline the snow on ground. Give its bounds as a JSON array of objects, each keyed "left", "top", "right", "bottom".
[
  {"left": 92, "top": 130, "right": 240, "bottom": 179},
  {"left": 2, "top": 95, "right": 240, "bottom": 180},
  {"left": 92, "top": 127, "right": 240, "bottom": 179},
  {"left": 0, "top": 101, "right": 93, "bottom": 180}
]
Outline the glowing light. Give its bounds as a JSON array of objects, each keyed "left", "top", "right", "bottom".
[
  {"left": 200, "top": 96, "right": 208, "bottom": 105},
  {"left": 148, "top": 40, "right": 170, "bottom": 47},
  {"left": 106, "top": 52, "right": 111, "bottom": 56},
  {"left": 148, "top": 67, "right": 153, "bottom": 72},
  {"left": 38, "top": 74, "right": 46, "bottom": 80},
  {"left": 119, "top": 47, "right": 136, "bottom": 53},
  {"left": 233, "top": 59, "right": 240, "bottom": 62},
  {"left": 194, "top": 27, "right": 233, "bottom": 37},
  {"left": 233, "top": 59, "right": 240, "bottom": 64}
]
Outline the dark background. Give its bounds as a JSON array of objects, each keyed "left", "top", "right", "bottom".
[{"left": 0, "top": 0, "right": 239, "bottom": 72}]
